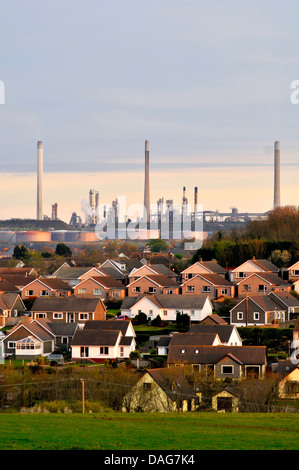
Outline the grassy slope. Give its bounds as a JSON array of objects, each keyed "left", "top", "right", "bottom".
[{"left": 0, "top": 412, "right": 298, "bottom": 450}]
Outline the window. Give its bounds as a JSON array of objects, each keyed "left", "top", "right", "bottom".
[
  {"left": 163, "top": 310, "right": 168, "bottom": 316},
  {"left": 61, "top": 337, "right": 68, "bottom": 344},
  {"left": 133, "top": 287, "right": 141, "bottom": 293},
  {"left": 79, "top": 313, "right": 89, "bottom": 320},
  {"left": 191, "top": 310, "right": 195, "bottom": 316},
  {"left": 186, "top": 273, "right": 193, "bottom": 279},
  {"left": 40, "top": 290, "right": 49, "bottom": 296},
  {"left": 253, "top": 312, "right": 259, "bottom": 321},
  {"left": 100, "top": 347, "right": 109, "bottom": 355},
  {"left": 8, "top": 341, "right": 16, "bottom": 349},
  {"left": 80, "top": 347, "right": 89, "bottom": 358},
  {"left": 120, "top": 346, "right": 124, "bottom": 357},
  {"left": 221, "top": 365, "right": 234, "bottom": 374},
  {"left": 149, "top": 287, "right": 156, "bottom": 293},
  {"left": 237, "top": 272, "right": 246, "bottom": 278},
  {"left": 149, "top": 310, "right": 153, "bottom": 316},
  {"left": 25, "top": 290, "right": 34, "bottom": 297},
  {"left": 202, "top": 286, "right": 211, "bottom": 293},
  {"left": 258, "top": 285, "right": 267, "bottom": 292},
  {"left": 53, "top": 312, "right": 63, "bottom": 319},
  {"left": 36, "top": 313, "right": 46, "bottom": 318},
  {"left": 221, "top": 289, "right": 228, "bottom": 295},
  {"left": 181, "top": 349, "right": 186, "bottom": 354},
  {"left": 187, "top": 286, "right": 195, "bottom": 292},
  {"left": 243, "top": 284, "right": 251, "bottom": 292},
  {"left": 78, "top": 288, "right": 87, "bottom": 294},
  {"left": 166, "top": 290, "right": 173, "bottom": 294},
  {"left": 93, "top": 288, "right": 102, "bottom": 295},
  {"left": 293, "top": 270, "right": 299, "bottom": 276},
  {"left": 237, "top": 312, "right": 243, "bottom": 320},
  {"left": 143, "top": 382, "right": 152, "bottom": 392}
]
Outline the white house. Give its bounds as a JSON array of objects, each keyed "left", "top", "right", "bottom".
[{"left": 121, "top": 294, "right": 213, "bottom": 323}]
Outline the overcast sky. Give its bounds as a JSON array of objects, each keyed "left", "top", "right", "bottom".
[{"left": 0, "top": 1, "right": 298, "bottom": 221}]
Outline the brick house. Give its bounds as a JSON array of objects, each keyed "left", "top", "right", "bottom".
[
  {"left": 228, "top": 258, "right": 279, "bottom": 282},
  {"left": 181, "top": 260, "right": 227, "bottom": 281},
  {"left": 180, "top": 273, "right": 234, "bottom": 299},
  {"left": 230, "top": 294, "right": 289, "bottom": 327},
  {"left": 74, "top": 276, "right": 126, "bottom": 300},
  {"left": 234, "top": 272, "right": 291, "bottom": 297},
  {"left": 127, "top": 275, "right": 179, "bottom": 297},
  {"left": 21, "top": 278, "right": 73, "bottom": 299}
]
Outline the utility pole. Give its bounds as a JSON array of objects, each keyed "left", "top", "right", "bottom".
[{"left": 80, "top": 379, "right": 85, "bottom": 413}]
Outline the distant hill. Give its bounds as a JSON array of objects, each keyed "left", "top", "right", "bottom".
[{"left": 0, "top": 219, "right": 75, "bottom": 231}]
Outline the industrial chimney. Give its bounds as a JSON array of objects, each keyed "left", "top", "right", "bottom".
[
  {"left": 144, "top": 140, "right": 150, "bottom": 228},
  {"left": 37, "top": 141, "right": 43, "bottom": 220},
  {"left": 274, "top": 141, "right": 280, "bottom": 209}
]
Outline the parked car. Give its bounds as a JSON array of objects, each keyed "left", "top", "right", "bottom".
[{"left": 116, "top": 315, "right": 130, "bottom": 320}]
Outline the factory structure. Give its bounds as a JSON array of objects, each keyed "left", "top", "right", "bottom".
[{"left": 0, "top": 138, "right": 282, "bottom": 245}]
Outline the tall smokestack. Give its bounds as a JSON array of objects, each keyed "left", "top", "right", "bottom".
[
  {"left": 194, "top": 187, "right": 198, "bottom": 217},
  {"left": 274, "top": 141, "right": 280, "bottom": 209},
  {"left": 144, "top": 140, "right": 150, "bottom": 228},
  {"left": 37, "top": 141, "right": 43, "bottom": 220}
]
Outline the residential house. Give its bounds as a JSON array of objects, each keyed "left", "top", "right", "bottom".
[
  {"left": 121, "top": 294, "right": 213, "bottom": 323},
  {"left": 122, "top": 368, "right": 202, "bottom": 413},
  {"left": 199, "top": 314, "right": 228, "bottom": 325},
  {"left": 281, "top": 261, "right": 299, "bottom": 282},
  {"left": 189, "top": 323, "right": 243, "bottom": 346},
  {"left": 99, "top": 258, "right": 143, "bottom": 284},
  {"left": 276, "top": 359, "right": 299, "bottom": 399},
  {"left": 230, "top": 294, "right": 289, "bottom": 327},
  {"left": 20, "top": 277, "right": 73, "bottom": 299},
  {"left": 212, "top": 388, "right": 239, "bottom": 413},
  {"left": 127, "top": 274, "right": 179, "bottom": 297},
  {"left": 268, "top": 291, "right": 299, "bottom": 320},
  {"left": 71, "top": 319, "right": 136, "bottom": 362},
  {"left": 30, "top": 294, "right": 106, "bottom": 325},
  {"left": 51, "top": 263, "right": 95, "bottom": 287},
  {"left": 167, "top": 345, "right": 267, "bottom": 379},
  {"left": 181, "top": 260, "right": 227, "bottom": 281},
  {"left": 128, "top": 263, "right": 177, "bottom": 283},
  {"left": 0, "top": 293, "right": 27, "bottom": 327},
  {"left": 234, "top": 272, "right": 291, "bottom": 297},
  {"left": 228, "top": 258, "right": 279, "bottom": 282},
  {"left": 1, "top": 318, "right": 78, "bottom": 359},
  {"left": 181, "top": 273, "right": 234, "bottom": 299},
  {"left": 74, "top": 276, "right": 126, "bottom": 300}
]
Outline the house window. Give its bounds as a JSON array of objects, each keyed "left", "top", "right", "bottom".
[
  {"left": 25, "top": 290, "right": 34, "bottom": 297},
  {"left": 181, "top": 349, "right": 186, "bottom": 354},
  {"left": 237, "top": 272, "right": 246, "bottom": 278},
  {"left": 143, "top": 382, "right": 152, "bottom": 392},
  {"left": 61, "top": 337, "right": 68, "bottom": 344},
  {"left": 36, "top": 313, "right": 47, "bottom": 318},
  {"left": 93, "top": 289, "right": 102, "bottom": 295},
  {"left": 202, "top": 286, "right": 211, "bottom": 293},
  {"left": 253, "top": 312, "right": 259, "bottom": 321},
  {"left": 78, "top": 288, "right": 87, "bottom": 294},
  {"left": 79, "top": 313, "right": 89, "bottom": 320},
  {"left": 80, "top": 347, "right": 89, "bottom": 358},
  {"left": 191, "top": 310, "right": 195, "bottom": 316},
  {"left": 163, "top": 310, "right": 167, "bottom": 316},
  {"left": 237, "top": 312, "right": 243, "bottom": 320},
  {"left": 221, "top": 365, "right": 234, "bottom": 374},
  {"left": 100, "top": 347, "right": 109, "bottom": 355},
  {"left": 243, "top": 284, "right": 251, "bottom": 292},
  {"left": 133, "top": 287, "right": 141, "bottom": 293},
  {"left": 186, "top": 273, "right": 193, "bottom": 279},
  {"left": 40, "top": 290, "right": 49, "bottom": 296},
  {"left": 149, "top": 287, "right": 156, "bottom": 293},
  {"left": 149, "top": 310, "right": 153, "bottom": 316},
  {"left": 166, "top": 290, "right": 173, "bottom": 294},
  {"left": 258, "top": 285, "right": 267, "bottom": 292},
  {"left": 53, "top": 312, "right": 63, "bottom": 319},
  {"left": 221, "top": 289, "right": 228, "bottom": 295},
  {"left": 286, "top": 381, "right": 299, "bottom": 394},
  {"left": 293, "top": 270, "right": 299, "bottom": 276},
  {"left": 120, "top": 347, "right": 124, "bottom": 357},
  {"left": 8, "top": 341, "right": 16, "bottom": 349},
  {"left": 187, "top": 286, "right": 195, "bottom": 292}
]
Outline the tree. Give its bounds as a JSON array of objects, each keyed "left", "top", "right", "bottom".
[
  {"left": 147, "top": 239, "right": 169, "bottom": 253},
  {"left": 55, "top": 243, "right": 72, "bottom": 257},
  {"left": 13, "top": 245, "right": 29, "bottom": 260}
]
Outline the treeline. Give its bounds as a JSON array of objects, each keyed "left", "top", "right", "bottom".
[{"left": 193, "top": 206, "right": 299, "bottom": 268}]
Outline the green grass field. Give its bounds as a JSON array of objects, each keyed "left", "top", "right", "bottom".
[{"left": 0, "top": 412, "right": 298, "bottom": 450}]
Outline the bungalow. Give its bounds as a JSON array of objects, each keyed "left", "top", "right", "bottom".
[
  {"left": 128, "top": 263, "right": 177, "bottom": 283},
  {"left": 122, "top": 367, "right": 202, "bottom": 413},
  {"left": 180, "top": 273, "right": 234, "bottom": 299},
  {"left": 21, "top": 278, "right": 73, "bottom": 299},
  {"left": 2, "top": 318, "right": 78, "bottom": 359},
  {"left": 0, "top": 293, "right": 27, "bottom": 328},
  {"left": 30, "top": 294, "right": 106, "bottom": 325},
  {"left": 228, "top": 258, "right": 279, "bottom": 282},
  {"left": 121, "top": 294, "right": 213, "bottom": 323},
  {"left": 167, "top": 345, "right": 267, "bottom": 379},
  {"left": 71, "top": 319, "right": 136, "bottom": 362},
  {"left": 230, "top": 294, "right": 288, "bottom": 327},
  {"left": 268, "top": 291, "right": 299, "bottom": 319},
  {"left": 127, "top": 274, "right": 179, "bottom": 297},
  {"left": 74, "top": 276, "right": 126, "bottom": 300},
  {"left": 234, "top": 272, "right": 291, "bottom": 297},
  {"left": 181, "top": 259, "right": 227, "bottom": 281}
]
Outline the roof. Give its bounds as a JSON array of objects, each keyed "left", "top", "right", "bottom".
[
  {"left": 167, "top": 345, "right": 267, "bottom": 365},
  {"left": 189, "top": 324, "right": 238, "bottom": 343},
  {"left": 232, "top": 259, "right": 279, "bottom": 273},
  {"left": 52, "top": 266, "right": 91, "bottom": 280},
  {"left": 0, "top": 278, "right": 20, "bottom": 293},
  {"left": 181, "top": 273, "right": 232, "bottom": 286},
  {"left": 78, "top": 276, "right": 124, "bottom": 289},
  {"left": 121, "top": 294, "right": 211, "bottom": 310},
  {"left": 33, "top": 318, "right": 78, "bottom": 336},
  {"left": 4, "top": 322, "right": 54, "bottom": 343},
  {"left": 0, "top": 274, "right": 37, "bottom": 287},
  {"left": 30, "top": 294, "right": 105, "bottom": 313},
  {"left": 0, "top": 292, "right": 23, "bottom": 310},
  {"left": 231, "top": 295, "right": 286, "bottom": 313},
  {"left": 199, "top": 314, "right": 228, "bottom": 325},
  {"left": 83, "top": 319, "right": 134, "bottom": 337},
  {"left": 181, "top": 260, "right": 226, "bottom": 275},
  {"left": 71, "top": 328, "right": 120, "bottom": 346},
  {"left": 235, "top": 272, "right": 289, "bottom": 286},
  {"left": 24, "top": 277, "right": 73, "bottom": 290},
  {"left": 269, "top": 291, "right": 299, "bottom": 308},
  {"left": 168, "top": 332, "right": 220, "bottom": 346}
]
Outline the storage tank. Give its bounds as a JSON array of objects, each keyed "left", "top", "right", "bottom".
[
  {"left": 0, "top": 231, "right": 17, "bottom": 243},
  {"left": 16, "top": 231, "right": 52, "bottom": 243},
  {"left": 51, "top": 231, "right": 66, "bottom": 242}
]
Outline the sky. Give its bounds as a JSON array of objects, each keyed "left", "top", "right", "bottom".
[{"left": 0, "top": 1, "right": 298, "bottom": 223}]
